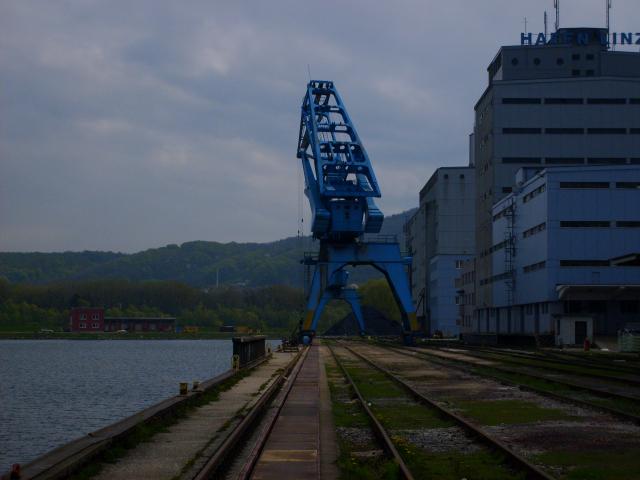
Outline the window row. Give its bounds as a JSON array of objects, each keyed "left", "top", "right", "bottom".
[
  {"left": 523, "top": 222, "right": 546, "bottom": 238},
  {"left": 78, "top": 322, "right": 102, "bottom": 329},
  {"left": 523, "top": 261, "right": 546, "bottom": 273},
  {"left": 79, "top": 313, "right": 101, "bottom": 321},
  {"left": 502, "top": 127, "right": 640, "bottom": 135},
  {"left": 523, "top": 184, "right": 546, "bottom": 203},
  {"left": 479, "top": 271, "right": 512, "bottom": 286},
  {"left": 502, "top": 97, "right": 640, "bottom": 105},
  {"left": 560, "top": 221, "right": 640, "bottom": 228},
  {"left": 560, "top": 181, "right": 640, "bottom": 189},
  {"left": 502, "top": 158, "right": 640, "bottom": 165}
]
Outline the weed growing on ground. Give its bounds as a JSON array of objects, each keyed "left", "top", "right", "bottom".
[{"left": 454, "top": 399, "right": 578, "bottom": 425}]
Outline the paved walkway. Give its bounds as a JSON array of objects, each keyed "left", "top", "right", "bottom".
[
  {"left": 94, "top": 352, "right": 295, "bottom": 480},
  {"left": 251, "top": 345, "right": 338, "bottom": 479}
]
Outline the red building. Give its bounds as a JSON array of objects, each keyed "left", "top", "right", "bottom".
[
  {"left": 69, "top": 307, "right": 175, "bottom": 333},
  {"left": 69, "top": 307, "right": 105, "bottom": 332}
]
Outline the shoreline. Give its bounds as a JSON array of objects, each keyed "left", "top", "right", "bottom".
[{"left": 0, "top": 332, "right": 286, "bottom": 340}]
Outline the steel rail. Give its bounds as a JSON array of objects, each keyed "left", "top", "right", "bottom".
[
  {"left": 436, "top": 345, "right": 640, "bottom": 383},
  {"left": 338, "top": 342, "right": 555, "bottom": 480},
  {"left": 191, "top": 347, "right": 307, "bottom": 480},
  {"left": 327, "top": 343, "right": 415, "bottom": 480},
  {"left": 378, "top": 342, "right": 640, "bottom": 426},
  {"left": 404, "top": 345, "right": 640, "bottom": 402}
]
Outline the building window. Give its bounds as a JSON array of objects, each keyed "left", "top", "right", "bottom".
[
  {"left": 79, "top": 322, "right": 86, "bottom": 329},
  {"left": 533, "top": 57, "right": 541, "bottom": 66},
  {"left": 544, "top": 98, "right": 583, "bottom": 104},
  {"left": 502, "top": 187, "right": 512, "bottom": 193},
  {"left": 572, "top": 69, "right": 580, "bottom": 76},
  {"left": 526, "top": 304, "right": 533, "bottom": 315},
  {"left": 502, "top": 128, "right": 542, "bottom": 134},
  {"left": 556, "top": 58, "right": 565, "bottom": 65},
  {"left": 502, "top": 157, "right": 541, "bottom": 164},
  {"left": 631, "top": 99, "right": 640, "bottom": 104},
  {"left": 546, "top": 157, "right": 584, "bottom": 165},
  {"left": 502, "top": 98, "right": 541, "bottom": 104},
  {"left": 511, "top": 58, "right": 519, "bottom": 66},
  {"left": 80, "top": 313, "right": 86, "bottom": 320},
  {"left": 587, "top": 128, "right": 626, "bottom": 134},
  {"left": 523, "top": 222, "right": 547, "bottom": 238},
  {"left": 586, "top": 53, "right": 595, "bottom": 60},
  {"left": 616, "top": 182, "right": 640, "bottom": 189},
  {"left": 616, "top": 221, "right": 640, "bottom": 228},
  {"left": 560, "top": 260, "right": 610, "bottom": 267},
  {"left": 523, "top": 184, "right": 546, "bottom": 203},
  {"left": 541, "top": 303, "right": 549, "bottom": 314},
  {"left": 586, "top": 69, "right": 595, "bottom": 76},
  {"left": 587, "top": 158, "right": 626, "bottom": 165},
  {"left": 546, "top": 128, "right": 584, "bottom": 134},
  {"left": 455, "top": 260, "right": 464, "bottom": 269},
  {"left": 560, "top": 221, "right": 610, "bottom": 228},
  {"left": 523, "top": 261, "right": 546, "bottom": 273},
  {"left": 587, "top": 98, "right": 627, "bottom": 105},
  {"left": 572, "top": 53, "right": 580, "bottom": 60},
  {"left": 560, "top": 181, "right": 609, "bottom": 189},
  {"left": 92, "top": 322, "right": 99, "bottom": 329},
  {"left": 630, "top": 129, "right": 640, "bottom": 134},
  {"left": 92, "top": 314, "right": 99, "bottom": 320},
  {"left": 460, "top": 174, "right": 465, "bottom": 179}
]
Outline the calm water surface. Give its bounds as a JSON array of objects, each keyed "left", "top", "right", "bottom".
[{"left": 0, "top": 339, "right": 277, "bottom": 471}]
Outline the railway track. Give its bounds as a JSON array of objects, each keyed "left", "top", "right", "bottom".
[
  {"left": 430, "top": 345, "right": 640, "bottom": 386},
  {"left": 327, "top": 343, "right": 415, "bottom": 479},
  {"left": 181, "top": 347, "right": 313, "bottom": 480},
  {"left": 376, "top": 341, "right": 640, "bottom": 424},
  {"left": 327, "top": 341, "right": 554, "bottom": 480}
]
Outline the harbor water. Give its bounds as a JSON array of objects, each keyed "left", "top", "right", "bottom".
[{"left": 0, "top": 339, "right": 278, "bottom": 471}]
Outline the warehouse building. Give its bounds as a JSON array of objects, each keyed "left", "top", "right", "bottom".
[
  {"left": 472, "top": 27, "right": 640, "bottom": 339},
  {"left": 473, "top": 165, "right": 640, "bottom": 345}
]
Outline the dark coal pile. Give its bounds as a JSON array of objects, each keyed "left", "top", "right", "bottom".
[{"left": 323, "top": 306, "right": 403, "bottom": 336}]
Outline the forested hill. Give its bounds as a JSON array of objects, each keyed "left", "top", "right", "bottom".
[{"left": 0, "top": 209, "right": 417, "bottom": 287}]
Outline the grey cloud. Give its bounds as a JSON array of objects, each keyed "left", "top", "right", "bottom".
[{"left": 1, "top": 0, "right": 637, "bottom": 251}]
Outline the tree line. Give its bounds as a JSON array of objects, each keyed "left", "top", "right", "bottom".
[{"left": 0, "top": 277, "right": 401, "bottom": 333}]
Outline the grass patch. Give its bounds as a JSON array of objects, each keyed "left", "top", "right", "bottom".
[
  {"left": 395, "top": 438, "right": 526, "bottom": 480},
  {"left": 481, "top": 352, "right": 633, "bottom": 383},
  {"left": 371, "top": 403, "right": 454, "bottom": 430},
  {"left": 344, "top": 366, "right": 405, "bottom": 399},
  {"left": 454, "top": 399, "right": 577, "bottom": 426},
  {"left": 534, "top": 449, "right": 640, "bottom": 480},
  {"left": 474, "top": 366, "right": 640, "bottom": 418}
]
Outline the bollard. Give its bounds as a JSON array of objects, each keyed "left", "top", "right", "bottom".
[
  {"left": 179, "top": 382, "right": 188, "bottom": 395},
  {"left": 267, "top": 345, "right": 272, "bottom": 355},
  {"left": 232, "top": 354, "right": 240, "bottom": 371},
  {"left": 192, "top": 381, "right": 200, "bottom": 391}
]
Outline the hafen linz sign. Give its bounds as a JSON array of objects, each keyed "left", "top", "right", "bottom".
[{"left": 521, "top": 31, "right": 640, "bottom": 46}]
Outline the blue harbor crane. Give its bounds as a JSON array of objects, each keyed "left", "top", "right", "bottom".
[{"left": 297, "top": 80, "right": 420, "bottom": 344}]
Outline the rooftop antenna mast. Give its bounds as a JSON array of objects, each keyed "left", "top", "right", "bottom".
[
  {"left": 554, "top": 0, "right": 560, "bottom": 32},
  {"left": 544, "top": 11, "right": 548, "bottom": 38},
  {"left": 606, "top": 0, "right": 612, "bottom": 32}
]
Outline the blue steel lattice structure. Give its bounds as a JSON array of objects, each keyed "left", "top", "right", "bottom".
[{"left": 297, "top": 80, "right": 419, "bottom": 343}]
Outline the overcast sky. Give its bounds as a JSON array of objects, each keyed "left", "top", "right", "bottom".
[{"left": 1, "top": 0, "right": 637, "bottom": 253}]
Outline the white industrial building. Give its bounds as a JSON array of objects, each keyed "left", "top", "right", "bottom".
[
  {"left": 472, "top": 27, "right": 640, "bottom": 340},
  {"left": 474, "top": 165, "right": 640, "bottom": 345}
]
